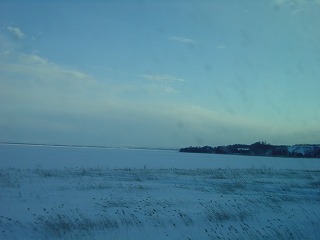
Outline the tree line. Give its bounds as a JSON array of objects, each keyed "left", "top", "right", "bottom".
[{"left": 179, "top": 141, "right": 320, "bottom": 158}]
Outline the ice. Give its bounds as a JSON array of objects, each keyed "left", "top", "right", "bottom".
[
  {"left": 1, "top": 144, "right": 320, "bottom": 170},
  {"left": 1, "top": 145, "right": 320, "bottom": 239}
]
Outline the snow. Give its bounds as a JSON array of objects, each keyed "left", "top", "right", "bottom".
[
  {"left": 288, "top": 145, "right": 319, "bottom": 156},
  {"left": 1, "top": 145, "right": 320, "bottom": 239},
  {"left": 1, "top": 144, "right": 320, "bottom": 170}
]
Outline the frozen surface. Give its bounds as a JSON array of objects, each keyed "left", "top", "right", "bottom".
[
  {"left": 1, "top": 144, "right": 320, "bottom": 170},
  {"left": 1, "top": 145, "right": 320, "bottom": 239}
]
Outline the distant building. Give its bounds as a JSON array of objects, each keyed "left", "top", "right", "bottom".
[
  {"left": 237, "top": 148, "right": 250, "bottom": 154},
  {"left": 237, "top": 148, "right": 250, "bottom": 151}
]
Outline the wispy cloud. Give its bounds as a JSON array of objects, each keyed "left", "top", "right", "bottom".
[
  {"left": 272, "top": 0, "right": 320, "bottom": 13},
  {"left": 1, "top": 51, "right": 94, "bottom": 98},
  {"left": 142, "top": 74, "right": 185, "bottom": 83},
  {"left": 141, "top": 74, "right": 184, "bottom": 94},
  {"left": 169, "top": 36, "right": 198, "bottom": 44},
  {"left": 7, "top": 26, "right": 25, "bottom": 39},
  {"left": 19, "top": 54, "right": 48, "bottom": 65},
  {"left": 216, "top": 45, "right": 226, "bottom": 50},
  {"left": 0, "top": 50, "right": 296, "bottom": 147}
]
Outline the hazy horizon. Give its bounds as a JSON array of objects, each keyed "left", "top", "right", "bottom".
[{"left": 1, "top": 1, "right": 320, "bottom": 148}]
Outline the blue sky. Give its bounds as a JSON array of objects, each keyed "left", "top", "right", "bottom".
[{"left": 1, "top": 0, "right": 320, "bottom": 147}]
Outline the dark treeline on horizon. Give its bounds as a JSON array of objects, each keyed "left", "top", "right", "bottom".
[{"left": 180, "top": 141, "right": 320, "bottom": 158}]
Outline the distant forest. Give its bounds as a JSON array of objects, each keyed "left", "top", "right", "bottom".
[{"left": 180, "top": 141, "right": 320, "bottom": 158}]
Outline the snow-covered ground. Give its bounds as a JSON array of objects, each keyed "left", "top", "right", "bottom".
[{"left": 1, "top": 145, "right": 320, "bottom": 239}]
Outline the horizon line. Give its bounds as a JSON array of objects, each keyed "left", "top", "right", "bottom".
[{"left": 0, "top": 141, "right": 180, "bottom": 151}]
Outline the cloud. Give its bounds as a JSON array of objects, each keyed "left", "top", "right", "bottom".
[
  {"left": 2, "top": 35, "right": 315, "bottom": 147},
  {"left": 142, "top": 74, "right": 185, "bottom": 83},
  {"left": 273, "top": 0, "right": 289, "bottom": 5},
  {"left": 163, "top": 86, "right": 178, "bottom": 94},
  {"left": 7, "top": 26, "right": 25, "bottom": 39},
  {"left": 1, "top": 50, "right": 308, "bottom": 147},
  {"left": 216, "top": 45, "right": 226, "bottom": 50},
  {"left": 19, "top": 54, "right": 48, "bottom": 64},
  {"left": 272, "top": 0, "right": 320, "bottom": 12},
  {"left": 272, "top": 0, "right": 306, "bottom": 6},
  {"left": 1, "top": 52, "right": 92, "bottom": 88},
  {"left": 141, "top": 74, "right": 184, "bottom": 94},
  {"left": 169, "top": 36, "right": 198, "bottom": 44}
]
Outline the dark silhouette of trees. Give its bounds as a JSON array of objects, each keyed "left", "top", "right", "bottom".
[
  {"left": 271, "top": 146, "right": 289, "bottom": 156},
  {"left": 179, "top": 142, "right": 320, "bottom": 158},
  {"left": 179, "top": 146, "right": 214, "bottom": 154},
  {"left": 249, "top": 141, "right": 273, "bottom": 155}
]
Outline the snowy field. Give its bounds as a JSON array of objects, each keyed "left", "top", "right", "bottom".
[{"left": 1, "top": 145, "right": 320, "bottom": 239}]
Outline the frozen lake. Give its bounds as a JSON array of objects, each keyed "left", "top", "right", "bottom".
[
  {"left": 1, "top": 144, "right": 320, "bottom": 239},
  {"left": 1, "top": 144, "right": 320, "bottom": 170}
]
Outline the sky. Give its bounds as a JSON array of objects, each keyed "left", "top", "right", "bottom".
[{"left": 1, "top": 0, "right": 320, "bottom": 148}]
